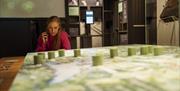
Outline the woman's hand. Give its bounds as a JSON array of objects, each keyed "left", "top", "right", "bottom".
[{"left": 41, "top": 32, "right": 48, "bottom": 44}]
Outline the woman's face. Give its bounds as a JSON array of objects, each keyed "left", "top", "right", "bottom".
[{"left": 48, "top": 21, "right": 60, "bottom": 36}]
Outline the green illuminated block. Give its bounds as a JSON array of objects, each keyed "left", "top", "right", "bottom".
[
  {"left": 38, "top": 52, "right": 46, "bottom": 59},
  {"left": 128, "top": 48, "right": 136, "bottom": 56},
  {"left": 148, "top": 46, "right": 153, "bottom": 53},
  {"left": 48, "top": 51, "right": 55, "bottom": 59},
  {"left": 154, "top": 47, "right": 163, "bottom": 56},
  {"left": 34, "top": 55, "right": 44, "bottom": 65},
  {"left": 92, "top": 55, "right": 103, "bottom": 66},
  {"left": 58, "top": 49, "right": 65, "bottom": 57},
  {"left": 110, "top": 48, "right": 118, "bottom": 58},
  {"left": 74, "top": 49, "right": 81, "bottom": 57},
  {"left": 140, "top": 47, "right": 149, "bottom": 55}
]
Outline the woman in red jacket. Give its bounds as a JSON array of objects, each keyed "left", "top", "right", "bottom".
[{"left": 36, "top": 16, "right": 71, "bottom": 52}]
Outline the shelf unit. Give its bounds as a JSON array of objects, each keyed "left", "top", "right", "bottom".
[
  {"left": 118, "top": 0, "right": 128, "bottom": 44},
  {"left": 103, "top": 0, "right": 114, "bottom": 46},
  {"left": 65, "top": 0, "right": 104, "bottom": 49}
]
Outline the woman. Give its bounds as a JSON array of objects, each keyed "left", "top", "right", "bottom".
[{"left": 36, "top": 16, "right": 71, "bottom": 52}]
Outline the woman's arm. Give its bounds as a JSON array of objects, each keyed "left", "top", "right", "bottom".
[{"left": 35, "top": 32, "right": 48, "bottom": 52}]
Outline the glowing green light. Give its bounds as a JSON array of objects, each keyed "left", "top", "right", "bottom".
[{"left": 22, "top": 1, "right": 34, "bottom": 13}]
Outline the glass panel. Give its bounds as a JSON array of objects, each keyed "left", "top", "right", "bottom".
[
  {"left": 146, "top": 0, "right": 179, "bottom": 46},
  {"left": 145, "top": 0, "right": 157, "bottom": 44}
]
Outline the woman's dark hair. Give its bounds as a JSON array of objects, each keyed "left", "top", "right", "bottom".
[{"left": 46, "top": 16, "right": 62, "bottom": 50}]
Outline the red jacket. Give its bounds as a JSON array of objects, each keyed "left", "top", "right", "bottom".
[{"left": 36, "top": 31, "right": 71, "bottom": 52}]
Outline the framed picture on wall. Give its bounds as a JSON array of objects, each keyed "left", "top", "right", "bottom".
[
  {"left": 86, "top": 10, "right": 94, "bottom": 24},
  {"left": 68, "top": 7, "right": 79, "bottom": 16},
  {"left": 118, "top": 2, "right": 123, "bottom": 13},
  {"left": 68, "top": 0, "right": 79, "bottom": 6}
]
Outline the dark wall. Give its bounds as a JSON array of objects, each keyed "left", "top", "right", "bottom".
[
  {"left": 128, "top": 0, "right": 146, "bottom": 44},
  {"left": 0, "top": 19, "right": 32, "bottom": 58},
  {"left": 0, "top": 18, "right": 66, "bottom": 58},
  {"left": 103, "top": 0, "right": 114, "bottom": 46},
  {"left": 146, "top": 0, "right": 157, "bottom": 44}
]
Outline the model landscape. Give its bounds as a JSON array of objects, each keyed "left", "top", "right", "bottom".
[{"left": 10, "top": 45, "right": 180, "bottom": 91}]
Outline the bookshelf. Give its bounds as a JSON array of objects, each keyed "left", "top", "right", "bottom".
[
  {"left": 66, "top": 0, "right": 103, "bottom": 48},
  {"left": 118, "top": 0, "right": 128, "bottom": 44}
]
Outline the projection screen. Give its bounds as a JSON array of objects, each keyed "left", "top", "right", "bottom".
[{"left": 0, "top": 0, "right": 65, "bottom": 17}]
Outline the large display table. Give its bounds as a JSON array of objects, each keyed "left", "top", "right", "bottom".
[{"left": 10, "top": 45, "right": 180, "bottom": 91}]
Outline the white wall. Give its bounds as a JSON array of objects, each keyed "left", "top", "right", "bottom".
[
  {"left": 0, "top": 0, "right": 65, "bottom": 17},
  {"left": 157, "top": 0, "right": 179, "bottom": 46}
]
